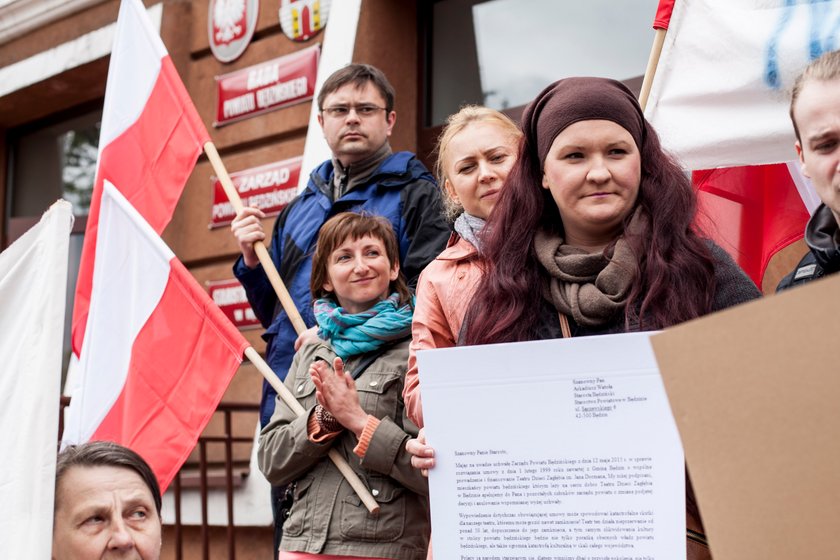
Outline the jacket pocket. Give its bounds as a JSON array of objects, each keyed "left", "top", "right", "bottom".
[
  {"left": 356, "top": 371, "right": 402, "bottom": 419},
  {"left": 339, "top": 475, "right": 405, "bottom": 542},
  {"left": 282, "top": 476, "right": 315, "bottom": 538}
]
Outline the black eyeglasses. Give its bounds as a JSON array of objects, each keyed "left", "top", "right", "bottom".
[{"left": 321, "top": 105, "right": 387, "bottom": 119}]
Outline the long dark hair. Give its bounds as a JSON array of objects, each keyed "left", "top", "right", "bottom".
[{"left": 463, "top": 90, "right": 716, "bottom": 345}]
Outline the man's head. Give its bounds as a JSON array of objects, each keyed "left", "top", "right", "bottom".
[
  {"left": 790, "top": 50, "right": 840, "bottom": 224},
  {"left": 317, "top": 64, "right": 397, "bottom": 167},
  {"left": 53, "top": 441, "right": 162, "bottom": 560}
]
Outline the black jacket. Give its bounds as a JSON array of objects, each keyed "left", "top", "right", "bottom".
[{"left": 777, "top": 204, "right": 840, "bottom": 292}]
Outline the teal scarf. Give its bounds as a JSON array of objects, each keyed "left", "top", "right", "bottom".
[{"left": 314, "top": 293, "right": 414, "bottom": 360}]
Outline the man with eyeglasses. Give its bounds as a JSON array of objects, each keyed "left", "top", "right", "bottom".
[{"left": 230, "top": 63, "right": 449, "bottom": 553}]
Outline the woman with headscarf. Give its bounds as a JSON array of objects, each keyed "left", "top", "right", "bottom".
[{"left": 414, "top": 77, "right": 762, "bottom": 558}]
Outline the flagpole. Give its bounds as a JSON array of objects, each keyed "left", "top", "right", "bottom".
[
  {"left": 245, "top": 347, "right": 381, "bottom": 514},
  {"left": 203, "top": 141, "right": 308, "bottom": 335},
  {"left": 205, "top": 142, "right": 379, "bottom": 513},
  {"left": 639, "top": 27, "right": 667, "bottom": 111}
]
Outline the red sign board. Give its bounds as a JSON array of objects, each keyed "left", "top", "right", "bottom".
[
  {"left": 207, "top": 279, "right": 261, "bottom": 330},
  {"left": 211, "top": 156, "right": 303, "bottom": 228},
  {"left": 214, "top": 45, "right": 319, "bottom": 126}
]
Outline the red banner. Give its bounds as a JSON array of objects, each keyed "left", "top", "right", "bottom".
[
  {"left": 207, "top": 278, "right": 261, "bottom": 330},
  {"left": 214, "top": 45, "right": 319, "bottom": 126},
  {"left": 210, "top": 156, "right": 302, "bottom": 228}
]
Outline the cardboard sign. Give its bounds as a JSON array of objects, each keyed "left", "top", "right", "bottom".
[
  {"left": 214, "top": 45, "right": 319, "bottom": 126},
  {"left": 651, "top": 273, "right": 840, "bottom": 560},
  {"left": 210, "top": 156, "right": 302, "bottom": 228},
  {"left": 207, "top": 278, "right": 261, "bottom": 330}
]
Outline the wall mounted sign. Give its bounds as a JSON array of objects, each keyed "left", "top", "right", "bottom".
[
  {"left": 214, "top": 44, "right": 319, "bottom": 126},
  {"left": 207, "top": 279, "right": 261, "bottom": 330},
  {"left": 210, "top": 156, "right": 303, "bottom": 228},
  {"left": 208, "top": 0, "right": 259, "bottom": 63},
  {"left": 279, "top": 0, "right": 331, "bottom": 42}
]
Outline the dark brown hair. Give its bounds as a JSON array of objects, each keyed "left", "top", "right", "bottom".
[
  {"left": 55, "top": 441, "right": 162, "bottom": 515},
  {"left": 790, "top": 50, "right": 840, "bottom": 142},
  {"left": 317, "top": 64, "right": 395, "bottom": 113},
  {"left": 463, "top": 78, "right": 718, "bottom": 345},
  {"left": 310, "top": 212, "right": 411, "bottom": 307}
]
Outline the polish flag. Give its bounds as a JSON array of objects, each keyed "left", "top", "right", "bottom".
[
  {"left": 63, "top": 0, "right": 247, "bottom": 491},
  {"left": 644, "top": 0, "right": 833, "bottom": 285},
  {"left": 71, "top": 0, "right": 210, "bottom": 356},
  {"left": 63, "top": 182, "right": 248, "bottom": 491}
]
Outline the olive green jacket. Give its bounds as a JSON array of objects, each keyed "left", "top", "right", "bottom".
[{"left": 258, "top": 338, "right": 430, "bottom": 559}]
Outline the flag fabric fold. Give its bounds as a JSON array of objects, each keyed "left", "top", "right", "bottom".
[
  {"left": 694, "top": 164, "right": 811, "bottom": 285},
  {"left": 64, "top": 183, "right": 248, "bottom": 491},
  {"left": 646, "top": 0, "right": 840, "bottom": 170},
  {"left": 653, "top": 0, "right": 675, "bottom": 30},
  {"left": 72, "top": 0, "right": 210, "bottom": 357},
  {"left": 0, "top": 200, "right": 73, "bottom": 560}
]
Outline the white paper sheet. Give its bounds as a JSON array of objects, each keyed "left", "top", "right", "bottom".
[{"left": 417, "top": 332, "right": 685, "bottom": 560}]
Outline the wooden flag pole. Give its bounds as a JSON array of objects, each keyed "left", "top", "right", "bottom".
[
  {"left": 245, "top": 347, "right": 380, "bottom": 514},
  {"left": 204, "top": 142, "right": 380, "bottom": 514},
  {"left": 639, "top": 27, "right": 668, "bottom": 112},
  {"left": 203, "top": 141, "right": 307, "bottom": 335}
]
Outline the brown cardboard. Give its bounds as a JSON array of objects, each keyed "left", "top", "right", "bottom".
[{"left": 651, "top": 272, "right": 840, "bottom": 560}]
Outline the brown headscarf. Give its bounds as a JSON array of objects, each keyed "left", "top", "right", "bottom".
[
  {"left": 521, "top": 77, "right": 646, "bottom": 165},
  {"left": 522, "top": 77, "right": 649, "bottom": 327}
]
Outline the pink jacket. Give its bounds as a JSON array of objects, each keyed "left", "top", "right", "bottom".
[{"left": 404, "top": 234, "right": 484, "bottom": 427}]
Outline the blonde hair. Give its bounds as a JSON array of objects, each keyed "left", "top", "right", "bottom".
[
  {"left": 434, "top": 106, "right": 522, "bottom": 221},
  {"left": 790, "top": 50, "right": 840, "bottom": 142}
]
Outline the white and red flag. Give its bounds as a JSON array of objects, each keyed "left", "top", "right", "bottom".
[
  {"left": 64, "top": 0, "right": 248, "bottom": 491},
  {"left": 64, "top": 182, "right": 248, "bottom": 490},
  {"left": 645, "top": 0, "right": 837, "bottom": 285},
  {"left": 71, "top": 0, "right": 209, "bottom": 354}
]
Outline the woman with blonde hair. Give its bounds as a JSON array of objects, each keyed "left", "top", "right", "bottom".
[{"left": 403, "top": 105, "right": 522, "bottom": 427}]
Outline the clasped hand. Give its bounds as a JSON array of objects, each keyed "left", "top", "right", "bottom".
[{"left": 310, "top": 357, "right": 368, "bottom": 438}]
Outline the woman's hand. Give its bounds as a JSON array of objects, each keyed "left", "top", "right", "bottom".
[
  {"left": 406, "top": 428, "right": 435, "bottom": 477},
  {"left": 310, "top": 358, "right": 368, "bottom": 438},
  {"left": 294, "top": 326, "right": 321, "bottom": 352},
  {"left": 230, "top": 206, "right": 266, "bottom": 269}
]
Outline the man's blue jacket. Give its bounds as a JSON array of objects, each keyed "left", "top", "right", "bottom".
[{"left": 234, "top": 151, "right": 450, "bottom": 426}]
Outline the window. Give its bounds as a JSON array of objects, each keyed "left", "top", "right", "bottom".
[
  {"left": 424, "top": 0, "right": 660, "bottom": 126},
  {"left": 7, "top": 104, "right": 102, "bottom": 375},
  {"left": 10, "top": 107, "right": 101, "bottom": 220}
]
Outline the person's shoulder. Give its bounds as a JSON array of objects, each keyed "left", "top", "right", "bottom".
[
  {"left": 298, "top": 158, "right": 335, "bottom": 196},
  {"left": 703, "top": 240, "right": 762, "bottom": 307},
  {"left": 378, "top": 151, "right": 434, "bottom": 184},
  {"left": 777, "top": 251, "right": 822, "bottom": 292},
  {"left": 434, "top": 235, "right": 477, "bottom": 261},
  {"left": 374, "top": 337, "right": 411, "bottom": 367},
  {"left": 704, "top": 240, "right": 735, "bottom": 263},
  {"left": 293, "top": 338, "right": 336, "bottom": 370},
  {"left": 310, "top": 158, "right": 335, "bottom": 180},
  {"left": 705, "top": 240, "right": 751, "bottom": 279}
]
